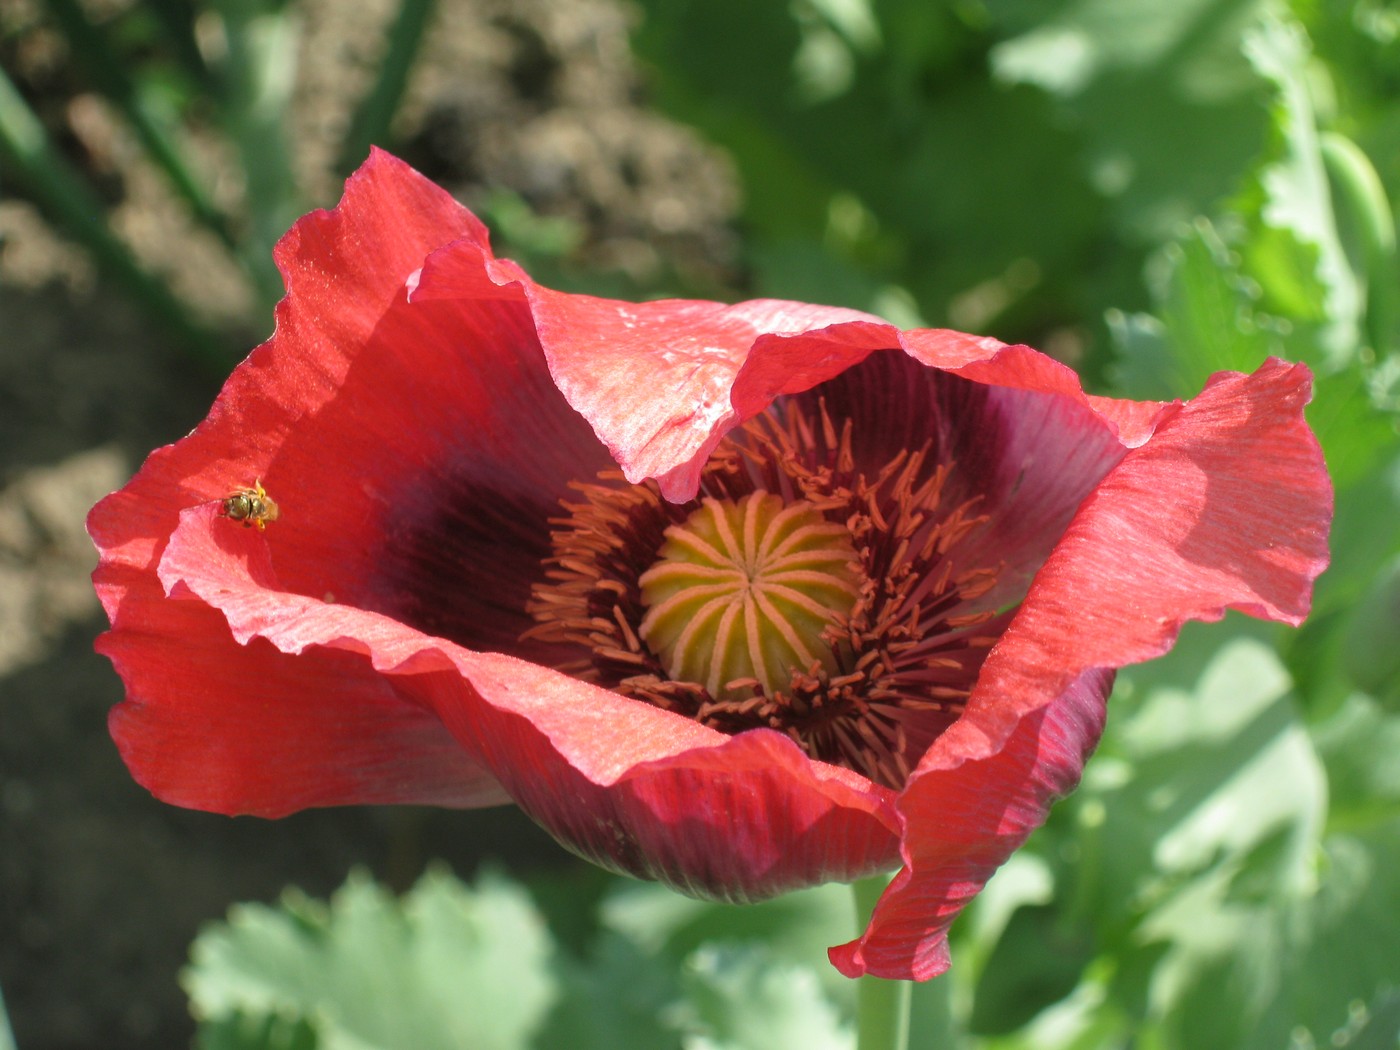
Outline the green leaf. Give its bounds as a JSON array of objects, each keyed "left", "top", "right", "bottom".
[
  {"left": 1347, "top": 989, "right": 1400, "bottom": 1050},
  {"left": 1242, "top": 14, "right": 1363, "bottom": 363},
  {"left": 676, "top": 944, "right": 853, "bottom": 1050},
  {"left": 535, "top": 930, "right": 683, "bottom": 1050},
  {"left": 1312, "top": 695, "right": 1400, "bottom": 825},
  {"left": 968, "top": 903, "right": 1096, "bottom": 1035},
  {"left": 1112, "top": 217, "right": 1279, "bottom": 398},
  {"left": 475, "top": 189, "right": 585, "bottom": 261},
  {"left": 990, "top": 0, "right": 1272, "bottom": 244},
  {"left": 540, "top": 879, "right": 864, "bottom": 1049},
  {"left": 1303, "top": 364, "right": 1400, "bottom": 492},
  {"left": 599, "top": 879, "right": 853, "bottom": 987},
  {"left": 1117, "top": 636, "right": 1324, "bottom": 888},
  {"left": 1337, "top": 554, "right": 1400, "bottom": 703},
  {"left": 184, "top": 868, "right": 558, "bottom": 1050},
  {"left": 0, "top": 65, "right": 228, "bottom": 365},
  {"left": 1031, "top": 628, "right": 1400, "bottom": 1049},
  {"left": 196, "top": 1011, "right": 320, "bottom": 1050},
  {"left": 45, "top": 0, "right": 237, "bottom": 249},
  {"left": 630, "top": 0, "right": 1105, "bottom": 334}
]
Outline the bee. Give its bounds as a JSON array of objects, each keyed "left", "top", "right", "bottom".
[{"left": 219, "top": 478, "right": 280, "bottom": 530}]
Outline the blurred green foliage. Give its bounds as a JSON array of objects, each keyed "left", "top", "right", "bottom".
[
  {"left": 185, "top": 870, "right": 871, "bottom": 1050},
  {"left": 186, "top": 869, "right": 559, "bottom": 1050},
  {"left": 13, "top": 0, "right": 1399, "bottom": 1045},
  {"left": 626, "top": 6, "right": 1400, "bottom": 1040}
]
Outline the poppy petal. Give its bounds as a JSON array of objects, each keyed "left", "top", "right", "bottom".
[
  {"left": 411, "top": 246, "right": 888, "bottom": 502},
  {"left": 829, "top": 667, "right": 1111, "bottom": 979},
  {"left": 836, "top": 357, "right": 1331, "bottom": 979},
  {"left": 89, "top": 150, "right": 519, "bottom": 812},
  {"left": 156, "top": 503, "right": 905, "bottom": 899},
  {"left": 101, "top": 594, "right": 501, "bottom": 816}
]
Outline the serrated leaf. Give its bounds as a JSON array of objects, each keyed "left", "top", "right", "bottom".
[
  {"left": 1111, "top": 218, "right": 1286, "bottom": 398},
  {"left": 676, "top": 944, "right": 853, "bottom": 1050},
  {"left": 184, "top": 868, "right": 557, "bottom": 1050},
  {"left": 1242, "top": 14, "right": 1363, "bottom": 361},
  {"left": 600, "top": 880, "right": 853, "bottom": 989}
]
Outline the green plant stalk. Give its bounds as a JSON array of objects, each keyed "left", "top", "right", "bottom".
[
  {"left": 852, "top": 875, "right": 911, "bottom": 1050},
  {"left": 336, "top": 0, "right": 436, "bottom": 176},
  {"left": 145, "top": 0, "right": 218, "bottom": 92},
  {"left": 0, "top": 66, "right": 228, "bottom": 368},
  {"left": 211, "top": 0, "right": 304, "bottom": 315},
  {"left": 45, "top": 0, "right": 239, "bottom": 250},
  {"left": 1321, "top": 132, "right": 1399, "bottom": 357}
]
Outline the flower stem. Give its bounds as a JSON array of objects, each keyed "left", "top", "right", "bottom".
[{"left": 852, "top": 875, "right": 911, "bottom": 1050}]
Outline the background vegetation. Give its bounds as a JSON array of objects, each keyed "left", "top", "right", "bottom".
[{"left": 2, "top": 0, "right": 1397, "bottom": 1046}]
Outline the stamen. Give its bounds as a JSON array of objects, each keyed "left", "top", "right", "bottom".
[{"left": 525, "top": 388, "right": 1008, "bottom": 789}]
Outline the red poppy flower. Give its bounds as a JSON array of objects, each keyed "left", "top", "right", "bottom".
[{"left": 89, "top": 150, "right": 1331, "bottom": 981}]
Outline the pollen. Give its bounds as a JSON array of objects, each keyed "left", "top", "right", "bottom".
[{"left": 637, "top": 492, "right": 859, "bottom": 698}]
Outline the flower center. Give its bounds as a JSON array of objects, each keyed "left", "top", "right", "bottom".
[
  {"left": 637, "top": 492, "right": 859, "bottom": 699},
  {"left": 524, "top": 392, "right": 1006, "bottom": 789}
]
